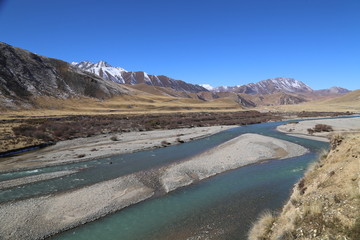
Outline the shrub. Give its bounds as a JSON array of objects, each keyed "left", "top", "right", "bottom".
[
  {"left": 331, "top": 134, "right": 344, "bottom": 150},
  {"left": 12, "top": 124, "right": 37, "bottom": 137},
  {"left": 32, "top": 130, "right": 52, "bottom": 141},
  {"left": 314, "top": 124, "right": 333, "bottom": 132},
  {"left": 307, "top": 128, "right": 315, "bottom": 135},
  {"left": 248, "top": 210, "right": 276, "bottom": 240}
]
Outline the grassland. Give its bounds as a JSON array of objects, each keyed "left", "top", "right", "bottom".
[
  {"left": 258, "top": 90, "right": 360, "bottom": 113},
  {"left": 0, "top": 94, "right": 244, "bottom": 120}
]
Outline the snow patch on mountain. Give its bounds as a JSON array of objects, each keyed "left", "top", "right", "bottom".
[
  {"left": 199, "top": 84, "right": 214, "bottom": 91},
  {"left": 71, "top": 61, "right": 127, "bottom": 84},
  {"left": 211, "top": 77, "right": 314, "bottom": 95}
]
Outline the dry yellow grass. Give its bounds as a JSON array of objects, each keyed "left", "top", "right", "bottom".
[
  {"left": 0, "top": 94, "right": 245, "bottom": 120},
  {"left": 249, "top": 133, "right": 360, "bottom": 240},
  {"left": 248, "top": 210, "right": 276, "bottom": 240},
  {"left": 256, "top": 89, "right": 360, "bottom": 112},
  {"left": 1, "top": 89, "right": 359, "bottom": 121}
]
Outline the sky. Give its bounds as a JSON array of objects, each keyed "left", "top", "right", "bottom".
[{"left": 0, "top": 0, "right": 359, "bottom": 90}]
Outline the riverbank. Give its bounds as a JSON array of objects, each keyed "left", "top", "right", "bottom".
[
  {"left": 0, "top": 131, "right": 309, "bottom": 239},
  {"left": 0, "top": 125, "right": 235, "bottom": 173},
  {"left": 276, "top": 116, "right": 360, "bottom": 141},
  {"left": 249, "top": 133, "right": 360, "bottom": 240}
]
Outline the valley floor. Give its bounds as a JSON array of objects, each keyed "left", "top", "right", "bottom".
[{"left": 0, "top": 116, "right": 359, "bottom": 239}]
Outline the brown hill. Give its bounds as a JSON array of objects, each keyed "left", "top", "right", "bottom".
[
  {"left": 261, "top": 90, "right": 360, "bottom": 112},
  {"left": 321, "top": 89, "right": 360, "bottom": 105}
]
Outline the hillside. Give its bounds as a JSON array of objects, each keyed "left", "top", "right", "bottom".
[
  {"left": 260, "top": 90, "right": 360, "bottom": 112},
  {"left": 321, "top": 89, "right": 360, "bottom": 107},
  {"left": 0, "top": 42, "right": 131, "bottom": 110},
  {"left": 249, "top": 133, "right": 360, "bottom": 239}
]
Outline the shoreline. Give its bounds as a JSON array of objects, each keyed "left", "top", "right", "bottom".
[
  {"left": 160, "top": 133, "right": 308, "bottom": 193},
  {"left": 0, "top": 170, "right": 78, "bottom": 190},
  {"left": 276, "top": 116, "right": 360, "bottom": 141}
]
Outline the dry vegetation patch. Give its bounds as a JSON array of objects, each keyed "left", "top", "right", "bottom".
[
  {"left": 307, "top": 124, "right": 334, "bottom": 135},
  {"left": 0, "top": 122, "right": 43, "bottom": 152},
  {"left": 1, "top": 111, "right": 280, "bottom": 154}
]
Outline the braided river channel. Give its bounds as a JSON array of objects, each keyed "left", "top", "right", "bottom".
[{"left": 2, "top": 118, "right": 340, "bottom": 240}]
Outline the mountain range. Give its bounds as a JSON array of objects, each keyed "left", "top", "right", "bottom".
[
  {"left": 0, "top": 42, "right": 354, "bottom": 111},
  {"left": 201, "top": 78, "right": 349, "bottom": 95},
  {"left": 72, "top": 61, "right": 349, "bottom": 97},
  {"left": 71, "top": 61, "right": 207, "bottom": 93}
]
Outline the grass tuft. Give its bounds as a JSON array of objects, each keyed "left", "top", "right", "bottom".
[{"left": 248, "top": 210, "right": 276, "bottom": 240}]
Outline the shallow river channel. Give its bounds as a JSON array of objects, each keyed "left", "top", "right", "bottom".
[{"left": 1, "top": 119, "right": 332, "bottom": 239}]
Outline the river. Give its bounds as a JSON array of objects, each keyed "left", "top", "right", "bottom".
[{"left": 1, "top": 119, "right": 331, "bottom": 239}]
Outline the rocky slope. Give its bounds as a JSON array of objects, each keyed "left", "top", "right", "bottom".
[
  {"left": 72, "top": 61, "right": 208, "bottom": 93},
  {"left": 249, "top": 133, "right": 360, "bottom": 240},
  {"left": 209, "top": 77, "right": 313, "bottom": 94},
  {"left": 0, "top": 42, "right": 131, "bottom": 109}
]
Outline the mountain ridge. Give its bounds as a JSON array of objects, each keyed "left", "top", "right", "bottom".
[
  {"left": 201, "top": 78, "right": 350, "bottom": 96},
  {"left": 72, "top": 61, "right": 208, "bottom": 93}
]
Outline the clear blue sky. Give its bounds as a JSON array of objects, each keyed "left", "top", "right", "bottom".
[{"left": 0, "top": 0, "right": 359, "bottom": 90}]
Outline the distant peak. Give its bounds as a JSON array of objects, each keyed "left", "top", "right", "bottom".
[
  {"left": 95, "top": 61, "right": 112, "bottom": 68},
  {"left": 268, "top": 77, "right": 296, "bottom": 82},
  {"left": 199, "top": 84, "right": 214, "bottom": 91}
]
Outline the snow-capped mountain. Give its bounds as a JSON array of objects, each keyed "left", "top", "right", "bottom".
[
  {"left": 72, "top": 61, "right": 208, "bottom": 93},
  {"left": 199, "top": 84, "right": 214, "bottom": 91},
  {"left": 71, "top": 61, "right": 127, "bottom": 84},
  {"left": 211, "top": 77, "right": 314, "bottom": 95},
  {"left": 245, "top": 77, "right": 313, "bottom": 94}
]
